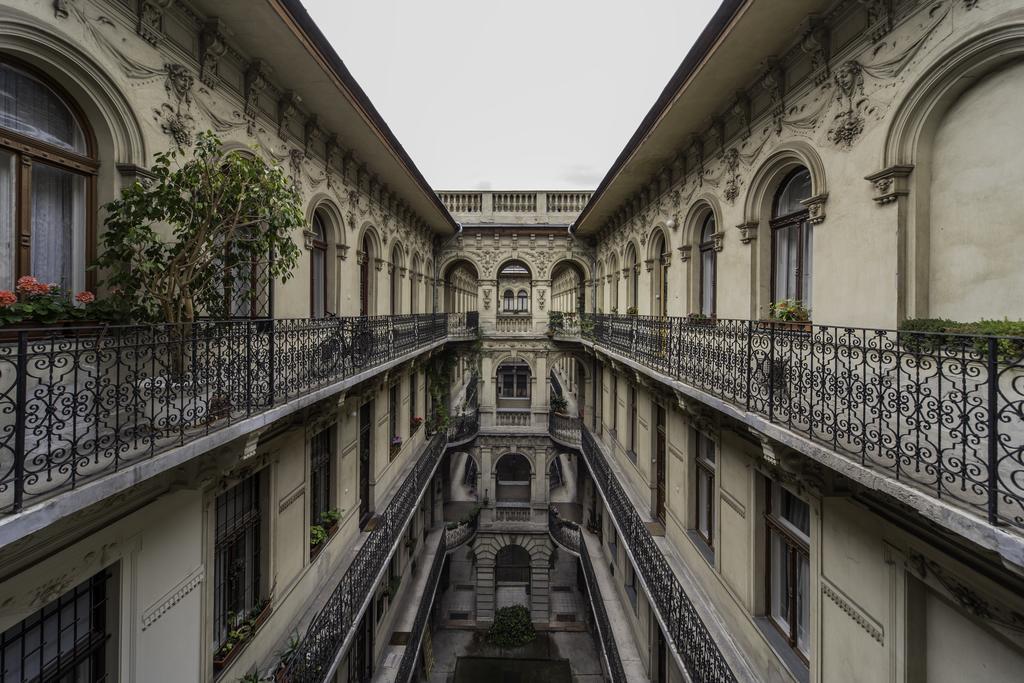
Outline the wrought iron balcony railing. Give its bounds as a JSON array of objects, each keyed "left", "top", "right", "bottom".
[
  {"left": 548, "top": 509, "right": 625, "bottom": 683},
  {"left": 447, "top": 410, "right": 480, "bottom": 445},
  {"left": 581, "top": 428, "right": 737, "bottom": 683},
  {"left": 283, "top": 431, "right": 446, "bottom": 682},
  {"left": 567, "top": 314, "right": 1024, "bottom": 530},
  {"left": 548, "top": 411, "right": 581, "bottom": 446},
  {"left": 0, "top": 313, "right": 471, "bottom": 515},
  {"left": 395, "top": 532, "right": 447, "bottom": 683}
]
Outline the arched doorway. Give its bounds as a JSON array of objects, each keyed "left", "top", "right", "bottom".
[
  {"left": 495, "top": 544, "right": 531, "bottom": 584},
  {"left": 495, "top": 453, "right": 531, "bottom": 505}
]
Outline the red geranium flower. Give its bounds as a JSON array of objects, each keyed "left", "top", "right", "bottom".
[
  {"left": 15, "top": 275, "right": 38, "bottom": 292},
  {"left": 75, "top": 291, "right": 96, "bottom": 304},
  {"left": 0, "top": 291, "right": 16, "bottom": 307}
]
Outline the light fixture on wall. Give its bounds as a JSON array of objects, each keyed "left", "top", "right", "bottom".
[{"left": 666, "top": 217, "right": 678, "bottom": 231}]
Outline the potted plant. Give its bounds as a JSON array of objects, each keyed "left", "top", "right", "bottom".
[
  {"left": 213, "top": 602, "right": 272, "bottom": 672},
  {"left": 550, "top": 395, "right": 569, "bottom": 414},
  {"left": 275, "top": 632, "right": 301, "bottom": 682},
  {"left": 626, "top": 306, "right": 638, "bottom": 315},
  {"left": 764, "top": 299, "right": 812, "bottom": 332},
  {"left": 309, "top": 524, "right": 328, "bottom": 558},
  {"left": 0, "top": 278, "right": 115, "bottom": 336},
  {"left": 686, "top": 312, "right": 715, "bottom": 326},
  {"left": 390, "top": 436, "right": 403, "bottom": 457},
  {"left": 410, "top": 415, "right": 424, "bottom": 432},
  {"left": 319, "top": 508, "right": 341, "bottom": 535}
]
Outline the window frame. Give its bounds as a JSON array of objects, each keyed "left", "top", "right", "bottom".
[
  {"left": 310, "top": 426, "right": 333, "bottom": 528},
  {"left": 310, "top": 211, "right": 328, "bottom": 318},
  {"left": 0, "top": 569, "right": 111, "bottom": 682},
  {"left": 694, "top": 429, "right": 716, "bottom": 551},
  {"left": 770, "top": 167, "right": 813, "bottom": 308},
  {"left": 699, "top": 213, "right": 717, "bottom": 316},
  {"left": 764, "top": 478, "right": 811, "bottom": 664},
  {"left": 0, "top": 57, "right": 99, "bottom": 292},
  {"left": 213, "top": 472, "right": 265, "bottom": 648}
]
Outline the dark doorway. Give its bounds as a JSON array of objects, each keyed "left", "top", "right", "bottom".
[
  {"left": 359, "top": 400, "right": 374, "bottom": 526},
  {"left": 654, "top": 404, "right": 667, "bottom": 523}
]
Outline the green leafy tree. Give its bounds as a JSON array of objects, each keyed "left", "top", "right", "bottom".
[{"left": 95, "top": 131, "right": 303, "bottom": 325}]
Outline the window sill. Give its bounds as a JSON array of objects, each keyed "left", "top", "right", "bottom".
[
  {"left": 212, "top": 600, "right": 272, "bottom": 676},
  {"left": 686, "top": 529, "right": 715, "bottom": 568},
  {"left": 753, "top": 616, "right": 809, "bottom": 683}
]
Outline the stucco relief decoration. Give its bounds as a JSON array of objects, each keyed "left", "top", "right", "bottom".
[
  {"left": 54, "top": 0, "right": 73, "bottom": 19},
  {"left": 244, "top": 61, "right": 270, "bottom": 135},
  {"left": 859, "top": 0, "right": 894, "bottom": 42},
  {"left": 828, "top": 62, "right": 868, "bottom": 148},
  {"left": 137, "top": 0, "right": 173, "bottom": 46},
  {"left": 199, "top": 20, "right": 228, "bottom": 88},
  {"left": 761, "top": 60, "right": 785, "bottom": 135},
  {"left": 154, "top": 64, "right": 195, "bottom": 150},
  {"left": 538, "top": 289, "right": 546, "bottom": 311},
  {"left": 278, "top": 92, "right": 302, "bottom": 139},
  {"left": 908, "top": 552, "right": 1024, "bottom": 636},
  {"left": 723, "top": 148, "right": 741, "bottom": 203}
]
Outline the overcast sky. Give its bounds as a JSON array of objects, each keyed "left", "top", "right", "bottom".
[{"left": 301, "top": 0, "right": 720, "bottom": 191}]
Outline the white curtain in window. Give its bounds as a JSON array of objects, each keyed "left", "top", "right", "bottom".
[
  {"left": 0, "top": 151, "right": 14, "bottom": 288},
  {"left": 31, "top": 162, "right": 83, "bottom": 290},
  {"left": 0, "top": 63, "right": 86, "bottom": 154}
]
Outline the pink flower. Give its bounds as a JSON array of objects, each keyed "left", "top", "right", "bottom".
[
  {"left": 0, "top": 291, "right": 16, "bottom": 307},
  {"left": 29, "top": 283, "right": 50, "bottom": 296},
  {"left": 15, "top": 275, "right": 38, "bottom": 293},
  {"left": 75, "top": 291, "right": 96, "bottom": 304}
]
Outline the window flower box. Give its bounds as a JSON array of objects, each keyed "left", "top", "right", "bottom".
[{"left": 213, "top": 600, "right": 272, "bottom": 673}]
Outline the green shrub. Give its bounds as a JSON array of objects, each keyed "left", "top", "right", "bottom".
[
  {"left": 309, "top": 525, "right": 327, "bottom": 547},
  {"left": 899, "top": 318, "right": 1024, "bottom": 360},
  {"left": 486, "top": 605, "right": 536, "bottom": 648}
]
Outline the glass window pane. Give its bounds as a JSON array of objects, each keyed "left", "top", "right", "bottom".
[
  {"left": 312, "top": 249, "right": 325, "bottom": 317},
  {"left": 797, "top": 552, "right": 810, "bottom": 655},
  {"left": 774, "top": 169, "right": 811, "bottom": 217},
  {"left": 802, "top": 221, "right": 813, "bottom": 309},
  {"left": 701, "top": 249, "right": 715, "bottom": 315},
  {"left": 0, "top": 150, "right": 14, "bottom": 288},
  {"left": 0, "top": 62, "right": 87, "bottom": 153},
  {"left": 770, "top": 530, "right": 790, "bottom": 631},
  {"left": 30, "top": 162, "right": 84, "bottom": 290}
]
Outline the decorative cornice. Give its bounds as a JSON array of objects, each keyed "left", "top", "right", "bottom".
[
  {"left": 141, "top": 566, "right": 204, "bottom": 631},
  {"left": 821, "top": 578, "right": 884, "bottom": 644},
  {"left": 736, "top": 221, "right": 758, "bottom": 244},
  {"left": 865, "top": 165, "right": 914, "bottom": 205},
  {"left": 278, "top": 485, "right": 304, "bottom": 513}
]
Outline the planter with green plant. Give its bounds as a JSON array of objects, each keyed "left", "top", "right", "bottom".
[
  {"left": 486, "top": 605, "right": 536, "bottom": 648},
  {"left": 763, "top": 299, "right": 812, "bottom": 332},
  {"left": 212, "top": 601, "right": 271, "bottom": 672},
  {"left": 550, "top": 394, "right": 569, "bottom": 414},
  {"left": 685, "top": 312, "right": 716, "bottom": 326},
  {"left": 626, "top": 306, "right": 638, "bottom": 315},
  {"left": 274, "top": 631, "right": 301, "bottom": 682}
]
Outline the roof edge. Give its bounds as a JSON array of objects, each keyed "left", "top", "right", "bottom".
[
  {"left": 275, "top": 0, "right": 457, "bottom": 234},
  {"left": 573, "top": 0, "right": 748, "bottom": 234}
]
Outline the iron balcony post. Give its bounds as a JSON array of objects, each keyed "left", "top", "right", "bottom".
[
  {"left": 245, "top": 319, "right": 253, "bottom": 416},
  {"left": 745, "top": 320, "right": 753, "bottom": 412},
  {"left": 767, "top": 322, "right": 776, "bottom": 422},
  {"left": 268, "top": 318, "right": 277, "bottom": 406},
  {"left": 987, "top": 336, "right": 1000, "bottom": 525},
  {"left": 12, "top": 331, "right": 27, "bottom": 512}
]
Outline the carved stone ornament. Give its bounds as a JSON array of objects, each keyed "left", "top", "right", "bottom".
[
  {"left": 800, "top": 16, "right": 831, "bottom": 86},
  {"left": 828, "top": 61, "right": 866, "bottom": 149},
  {"left": 761, "top": 59, "right": 785, "bottom": 135},
  {"left": 278, "top": 91, "right": 303, "bottom": 139},
  {"left": 199, "top": 19, "right": 228, "bottom": 88},
  {"left": 801, "top": 193, "right": 828, "bottom": 225},
  {"left": 731, "top": 91, "right": 751, "bottom": 139},
  {"left": 303, "top": 229, "right": 318, "bottom": 251},
  {"left": 907, "top": 551, "right": 1024, "bottom": 636},
  {"left": 54, "top": 0, "right": 73, "bottom": 19},
  {"left": 859, "top": 0, "right": 894, "bottom": 43},
  {"left": 154, "top": 64, "right": 195, "bottom": 150},
  {"left": 723, "top": 147, "right": 741, "bottom": 204},
  {"left": 538, "top": 288, "right": 546, "bottom": 311},
  {"left": 337, "top": 244, "right": 350, "bottom": 260},
  {"left": 137, "top": 0, "right": 173, "bottom": 46},
  {"left": 289, "top": 148, "right": 305, "bottom": 192},
  {"left": 375, "top": 258, "right": 385, "bottom": 272},
  {"left": 244, "top": 60, "right": 270, "bottom": 134},
  {"left": 678, "top": 245, "right": 692, "bottom": 263},
  {"left": 711, "top": 231, "right": 725, "bottom": 252},
  {"left": 736, "top": 221, "right": 758, "bottom": 244},
  {"left": 865, "top": 165, "right": 913, "bottom": 205}
]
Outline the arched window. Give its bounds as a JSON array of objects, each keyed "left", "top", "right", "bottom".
[
  {"left": 410, "top": 256, "right": 419, "bottom": 314},
  {"left": 517, "top": 289, "right": 528, "bottom": 312},
  {"left": 625, "top": 245, "right": 638, "bottom": 311},
  {"left": 389, "top": 245, "right": 401, "bottom": 315},
  {"left": 652, "top": 232, "right": 668, "bottom": 317},
  {"left": 503, "top": 289, "right": 514, "bottom": 312},
  {"left": 699, "top": 214, "right": 717, "bottom": 316},
  {"left": 359, "top": 234, "right": 372, "bottom": 316},
  {"left": 0, "top": 59, "right": 95, "bottom": 292},
  {"left": 771, "top": 168, "right": 813, "bottom": 308},
  {"left": 310, "top": 211, "right": 328, "bottom": 317},
  {"left": 607, "top": 256, "right": 619, "bottom": 312}
]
